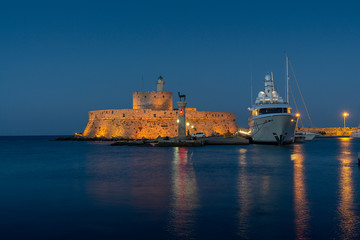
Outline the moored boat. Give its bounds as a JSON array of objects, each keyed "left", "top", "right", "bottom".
[
  {"left": 295, "top": 131, "right": 317, "bottom": 141},
  {"left": 350, "top": 130, "right": 360, "bottom": 138},
  {"left": 294, "top": 132, "right": 306, "bottom": 143},
  {"left": 248, "top": 72, "right": 298, "bottom": 145}
]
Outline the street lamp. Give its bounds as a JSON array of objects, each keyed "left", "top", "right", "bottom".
[{"left": 343, "top": 112, "right": 349, "bottom": 130}]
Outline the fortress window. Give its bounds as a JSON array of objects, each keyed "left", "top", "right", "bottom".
[
  {"left": 154, "top": 96, "right": 156, "bottom": 98},
  {"left": 123, "top": 114, "right": 125, "bottom": 117},
  {"left": 112, "top": 111, "right": 114, "bottom": 114},
  {"left": 222, "top": 114, "right": 223, "bottom": 117},
  {"left": 212, "top": 114, "right": 214, "bottom": 116},
  {"left": 164, "top": 112, "right": 166, "bottom": 114},
  {"left": 154, "top": 114, "right": 156, "bottom": 117},
  {"left": 144, "top": 110, "right": 146, "bottom": 113},
  {"left": 163, "top": 95, "right": 164, "bottom": 98}
]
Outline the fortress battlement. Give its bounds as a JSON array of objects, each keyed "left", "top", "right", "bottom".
[
  {"left": 133, "top": 91, "right": 173, "bottom": 110},
  {"left": 88, "top": 109, "right": 235, "bottom": 121}
]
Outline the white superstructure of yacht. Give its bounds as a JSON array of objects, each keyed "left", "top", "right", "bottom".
[{"left": 248, "top": 73, "right": 298, "bottom": 144}]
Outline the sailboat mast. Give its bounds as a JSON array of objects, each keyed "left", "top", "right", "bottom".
[{"left": 286, "top": 55, "right": 289, "bottom": 103}]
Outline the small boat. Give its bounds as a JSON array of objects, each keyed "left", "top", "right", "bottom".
[
  {"left": 350, "top": 130, "right": 360, "bottom": 138},
  {"left": 295, "top": 131, "right": 317, "bottom": 141},
  {"left": 294, "top": 132, "right": 306, "bottom": 143}
]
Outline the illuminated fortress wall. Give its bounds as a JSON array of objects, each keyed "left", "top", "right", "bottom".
[
  {"left": 81, "top": 109, "right": 238, "bottom": 139},
  {"left": 80, "top": 76, "right": 238, "bottom": 139},
  {"left": 133, "top": 91, "right": 173, "bottom": 110}
]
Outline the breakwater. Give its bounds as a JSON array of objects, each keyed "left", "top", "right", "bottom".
[{"left": 298, "top": 127, "right": 357, "bottom": 137}]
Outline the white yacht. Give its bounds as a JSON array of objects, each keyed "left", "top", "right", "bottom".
[{"left": 248, "top": 73, "right": 298, "bottom": 145}]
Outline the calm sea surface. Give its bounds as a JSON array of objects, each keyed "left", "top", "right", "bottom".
[{"left": 0, "top": 136, "right": 360, "bottom": 239}]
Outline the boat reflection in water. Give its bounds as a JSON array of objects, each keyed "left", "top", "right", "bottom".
[
  {"left": 291, "top": 144, "right": 310, "bottom": 239},
  {"left": 337, "top": 138, "right": 359, "bottom": 239},
  {"left": 169, "top": 147, "right": 199, "bottom": 239}
]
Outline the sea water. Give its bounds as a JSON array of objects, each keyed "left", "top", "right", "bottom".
[{"left": 0, "top": 136, "right": 359, "bottom": 239}]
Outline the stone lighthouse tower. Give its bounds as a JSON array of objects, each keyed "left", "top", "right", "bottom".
[
  {"left": 133, "top": 76, "right": 173, "bottom": 110},
  {"left": 156, "top": 76, "right": 165, "bottom": 92}
]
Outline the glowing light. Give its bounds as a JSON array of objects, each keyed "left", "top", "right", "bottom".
[
  {"left": 238, "top": 130, "right": 251, "bottom": 135},
  {"left": 296, "top": 113, "right": 300, "bottom": 117},
  {"left": 191, "top": 125, "right": 194, "bottom": 128},
  {"left": 179, "top": 109, "right": 184, "bottom": 115},
  {"left": 176, "top": 119, "right": 179, "bottom": 123}
]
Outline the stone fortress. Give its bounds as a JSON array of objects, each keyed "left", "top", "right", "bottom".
[{"left": 80, "top": 76, "right": 238, "bottom": 139}]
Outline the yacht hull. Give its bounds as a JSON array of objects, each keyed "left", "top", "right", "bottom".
[
  {"left": 249, "top": 114, "right": 297, "bottom": 145},
  {"left": 304, "top": 132, "right": 316, "bottom": 141}
]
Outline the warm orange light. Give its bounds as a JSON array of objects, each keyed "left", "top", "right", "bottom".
[
  {"left": 179, "top": 109, "right": 184, "bottom": 115},
  {"left": 343, "top": 112, "right": 349, "bottom": 117},
  {"left": 296, "top": 113, "right": 300, "bottom": 117}
]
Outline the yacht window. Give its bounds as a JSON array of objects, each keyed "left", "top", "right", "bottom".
[{"left": 259, "top": 108, "right": 285, "bottom": 115}]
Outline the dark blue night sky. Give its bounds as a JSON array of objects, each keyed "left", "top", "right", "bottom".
[{"left": 1, "top": 0, "right": 359, "bottom": 135}]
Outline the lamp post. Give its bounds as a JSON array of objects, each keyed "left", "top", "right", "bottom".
[{"left": 343, "top": 112, "right": 349, "bottom": 131}]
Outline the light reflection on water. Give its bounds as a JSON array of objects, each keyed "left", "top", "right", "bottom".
[
  {"left": 291, "top": 144, "right": 310, "bottom": 239},
  {"left": 169, "top": 147, "right": 198, "bottom": 239},
  {"left": 237, "top": 148, "right": 250, "bottom": 239},
  {"left": 29, "top": 138, "right": 359, "bottom": 239},
  {"left": 337, "top": 138, "right": 359, "bottom": 239}
]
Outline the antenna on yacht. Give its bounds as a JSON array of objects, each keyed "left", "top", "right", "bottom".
[{"left": 271, "top": 72, "right": 274, "bottom": 91}]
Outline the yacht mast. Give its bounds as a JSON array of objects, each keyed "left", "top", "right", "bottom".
[
  {"left": 286, "top": 55, "right": 289, "bottom": 103},
  {"left": 250, "top": 68, "right": 253, "bottom": 105}
]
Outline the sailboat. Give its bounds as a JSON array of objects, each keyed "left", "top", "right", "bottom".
[{"left": 287, "top": 58, "right": 318, "bottom": 141}]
